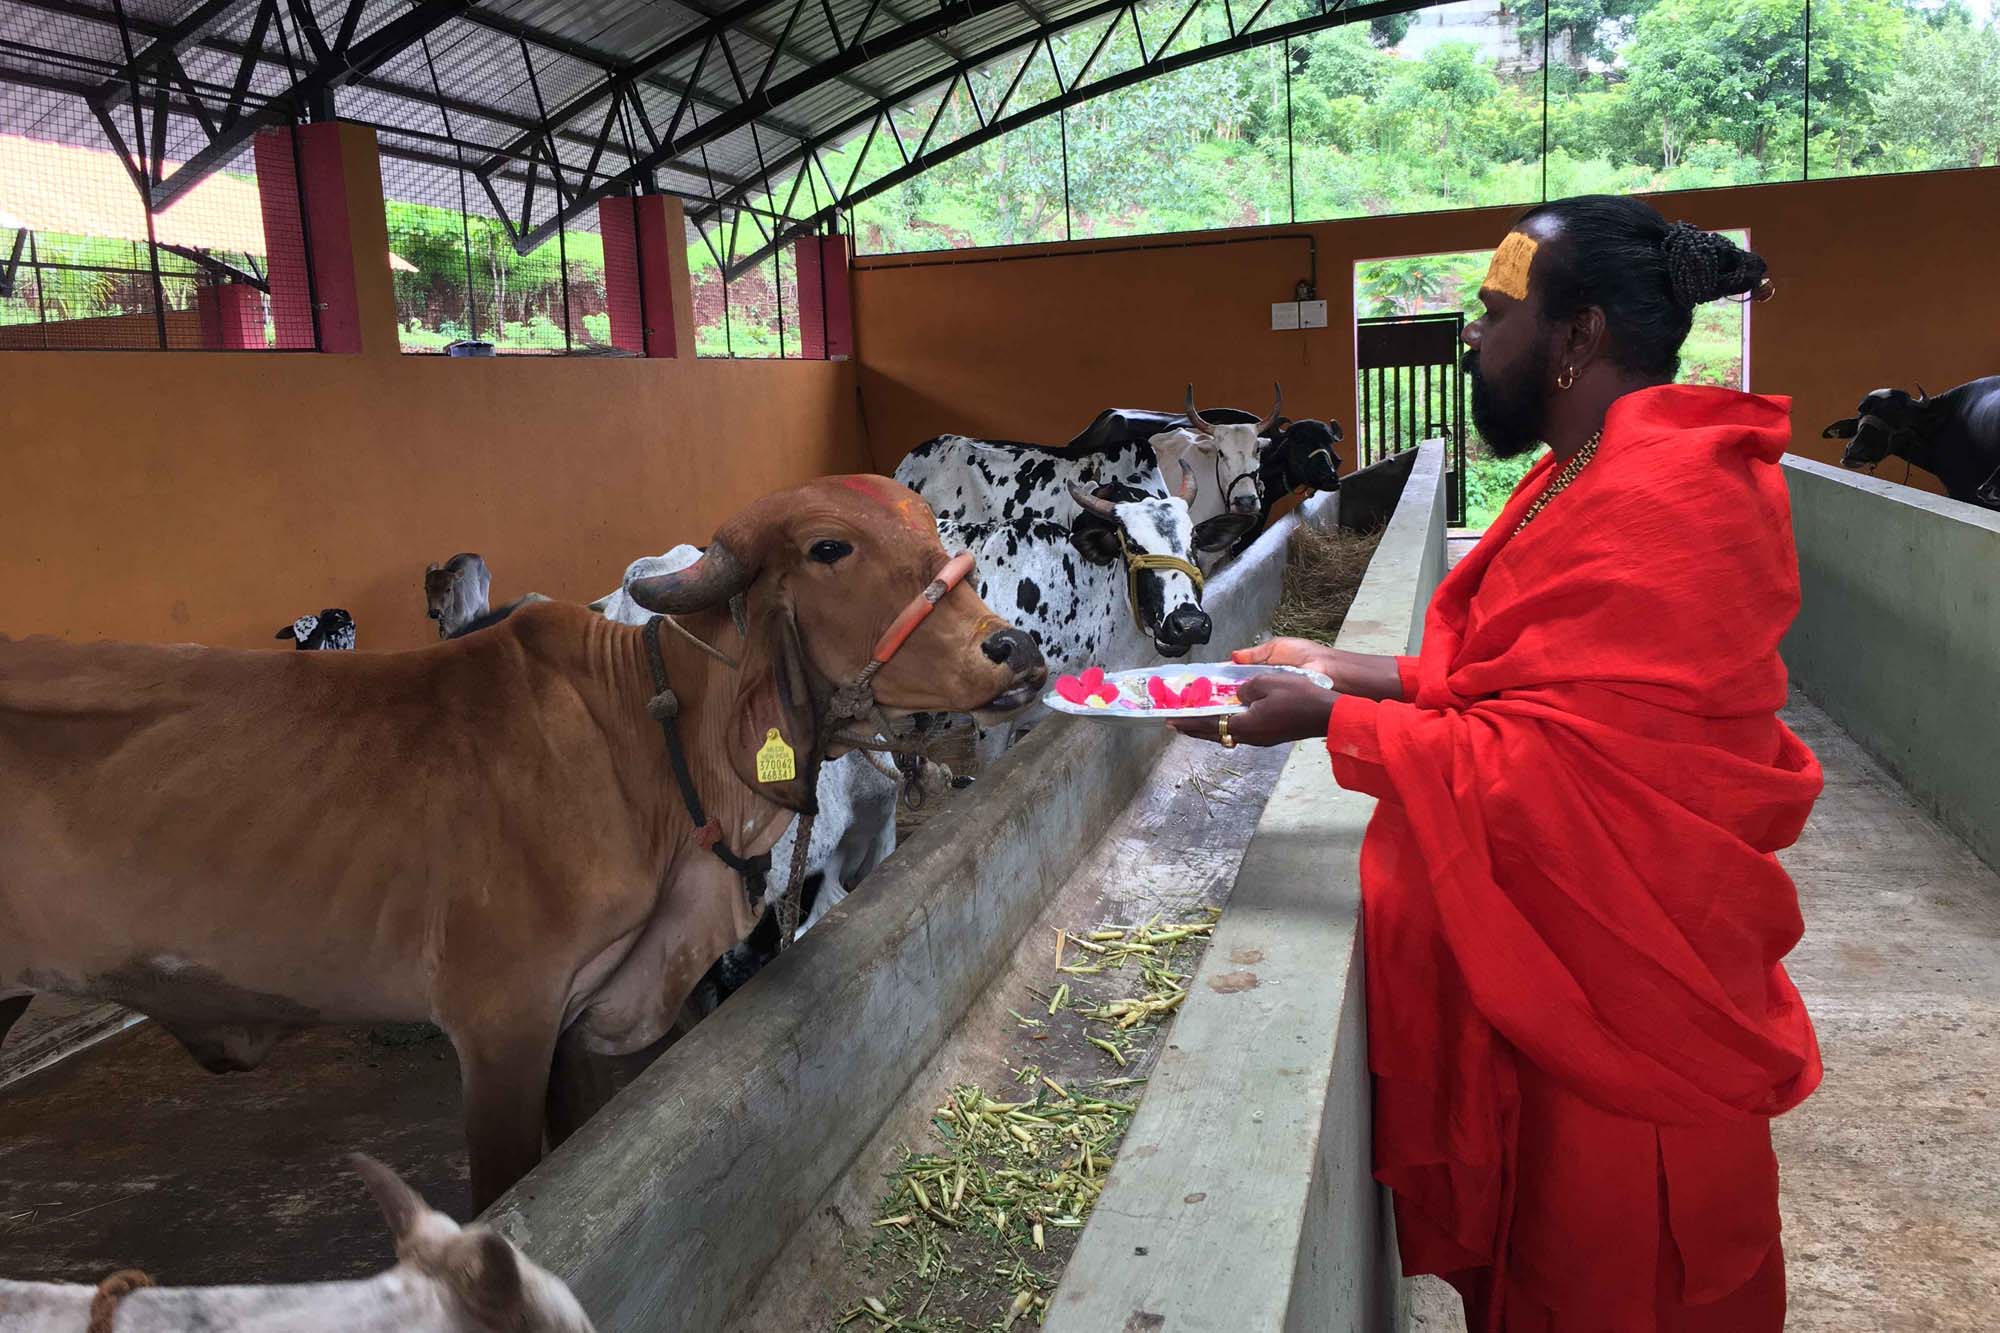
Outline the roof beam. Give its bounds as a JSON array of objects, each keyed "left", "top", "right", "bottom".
[
  {"left": 74, "top": 0, "right": 475, "bottom": 209},
  {"left": 5, "top": 0, "right": 755, "bottom": 208},
  {"left": 711, "top": 0, "right": 1444, "bottom": 276},
  {"left": 458, "top": 7, "right": 818, "bottom": 142},
  {"left": 514, "top": 0, "right": 1025, "bottom": 251},
  {"left": 465, "top": 0, "right": 794, "bottom": 177}
]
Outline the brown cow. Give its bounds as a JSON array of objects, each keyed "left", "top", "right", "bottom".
[{"left": 0, "top": 476, "right": 1045, "bottom": 1208}]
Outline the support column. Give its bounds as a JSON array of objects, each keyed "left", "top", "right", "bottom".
[
  {"left": 599, "top": 195, "right": 696, "bottom": 357},
  {"left": 253, "top": 121, "right": 398, "bottom": 355},
  {"left": 196, "top": 282, "right": 265, "bottom": 349},
  {"left": 792, "top": 234, "right": 854, "bottom": 362}
]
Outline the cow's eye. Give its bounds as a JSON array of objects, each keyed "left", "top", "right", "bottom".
[{"left": 809, "top": 540, "right": 853, "bottom": 565}]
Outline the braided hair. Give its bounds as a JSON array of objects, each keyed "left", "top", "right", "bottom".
[{"left": 1518, "top": 195, "right": 1773, "bottom": 379}]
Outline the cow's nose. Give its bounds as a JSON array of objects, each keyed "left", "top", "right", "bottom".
[
  {"left": 982, "top": 626, "right": 1047, "bottom": 683},
  {"left": 1159, "top": 605, "right": 1213, "bottom": 647},
  {"left": 1230, "top": 494, "right": 1262, "bottom": 515}
]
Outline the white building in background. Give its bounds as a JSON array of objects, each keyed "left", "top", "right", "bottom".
[{"left": 1392, "top": 0, "right": 1591, "bottom": 74}]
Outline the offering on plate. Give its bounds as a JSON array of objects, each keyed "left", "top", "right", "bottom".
[{"left": 1044, "top": 661, "right": 1328, "bottom": 722}]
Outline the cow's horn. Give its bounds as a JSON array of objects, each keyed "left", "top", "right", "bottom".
[
  {"left": 1259, "top": 382, "right": 1284, "bottom": 436},
  {"left": 1173, "top": 458, "right": 1198, "bottom": 503},
  {"left": 1915, "top": 383, "right": 1929, "bottom": 406},
  {"left": 1070, "top": 482, "right": 1120, "bottom": 520},
  {"left": 628, "top": 542, "right": 752, "bottom": 614},
  {"left": 1184, "top": 383, "right": 1216, "bottom": 434}
]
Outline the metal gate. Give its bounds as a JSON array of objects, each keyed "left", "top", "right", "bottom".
[{"left": 1356, "top": 313, "right": 1468, "bottom": 525}]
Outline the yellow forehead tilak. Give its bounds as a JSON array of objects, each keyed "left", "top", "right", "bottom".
[{"left": 1484, "top": 231, "right": 1539, "bottom": 301}]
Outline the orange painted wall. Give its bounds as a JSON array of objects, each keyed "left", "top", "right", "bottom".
[
  {"left": 851, "top": 167, "right": 2000, "bottom": 497},
  {"left": 0, "top": 353, "right": 866, "bottom": 649},
  {"left": 0, "top": 124, "right": 866, "bottom": 651}
]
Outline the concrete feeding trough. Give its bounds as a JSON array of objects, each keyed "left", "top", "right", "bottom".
[{"left": 485, "top": 443, "right": 1449, "bottom": 1330}]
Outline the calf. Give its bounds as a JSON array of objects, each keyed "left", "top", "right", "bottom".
[
  {"left": 1824, "top": 377, "right": 2000, "bottom": 509},
  {"left": 276, "top": 608, "right": 356, "bottom": 650},
  {"left": 0, "top": 1156, "right": 592, "bottom": 1332},
  {"left": 426, "top": 554, "right": 551, "bottom": 640},
  {"left": 0, "top": 477, "right": 1044, "bottom": 1208},
  {"left": 424, "top": 554, "right": 492, "bottom": 639}
]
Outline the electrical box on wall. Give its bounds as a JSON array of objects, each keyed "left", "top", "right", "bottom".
[{"left": 1272, "top": 299, "right": 1328, "bottom": 331}]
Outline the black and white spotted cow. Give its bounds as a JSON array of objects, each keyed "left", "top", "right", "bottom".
[
  {"left": 908, "top": 385, "right": 1283, "bottom": 574},
  {"left": 275, "top": 608, "right": 356, "bottom": 650},
  {"left": 898, "top": 441, "right": 1210, "bottom": 763}
]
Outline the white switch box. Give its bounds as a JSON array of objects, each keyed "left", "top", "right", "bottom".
[
  {"left": 1299, "top": 299, "right": 1329, "bottom": 329},
  {"left": 1270, "top": 301, "right": 1300, "bottom": 331}
]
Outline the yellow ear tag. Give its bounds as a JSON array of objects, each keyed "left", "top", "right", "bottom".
[
  {"left": 755, "top": 728, "right": 798, "bottom": 784},
  {"left": 1484, "top": 231, "right": 1538, "bottom": 302}
]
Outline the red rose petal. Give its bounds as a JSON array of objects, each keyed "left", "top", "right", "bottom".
[
  {"left": 1147, "top": 676, "right": 1183, "bottom": 710},
  {"left": 1055, "top": 675, "right": 1092, "bottom": 705},
  {"left": 1080, "top": 665, "right": 1106, "bottom": 690},
  {"left": 1182, "top": 677, "right": 1215, "bottom": 707}
]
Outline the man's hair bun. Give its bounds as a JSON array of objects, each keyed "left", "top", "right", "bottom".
[{"left": 1662, "top": 221, "right": 1771, "bottom": 308}]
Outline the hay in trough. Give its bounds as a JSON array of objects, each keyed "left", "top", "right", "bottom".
[{"left": 1268, "top": 523, "right": 1384, "bottom": 646}]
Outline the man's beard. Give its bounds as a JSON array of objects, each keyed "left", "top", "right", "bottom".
[{"left": 1464, "top": 346, "right": 1550, "bottom": 459}]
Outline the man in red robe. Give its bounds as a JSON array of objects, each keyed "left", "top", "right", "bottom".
[{"left": 1177, "top": 196, "right": 1823, "bottom": 1331}]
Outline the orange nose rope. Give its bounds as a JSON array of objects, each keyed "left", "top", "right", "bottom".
[{"left": 868, "top": 551, "right": 977, "bottom": 667}]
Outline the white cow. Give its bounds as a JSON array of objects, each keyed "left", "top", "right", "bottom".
[{"left": 0, "top": 1156, "right": 591, "bottom": 1333}]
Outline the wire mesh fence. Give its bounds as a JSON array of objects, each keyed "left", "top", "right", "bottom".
[
  {"left": 377, "top": 144, "right": 620, "bottom": 355},
  {"left": 0, "top": 87, "right": 318, "bottom": 351},
  {"left": 689, "top": 214, "right": 810, "bottom": 360}
]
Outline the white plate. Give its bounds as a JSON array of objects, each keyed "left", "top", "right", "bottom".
[{"left": 1043, "top": 662, "right": 1333, "bottom": 722}]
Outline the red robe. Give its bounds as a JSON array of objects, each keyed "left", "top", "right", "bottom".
[{"left": 1326, "top": 385, "right": 1824, "bottom": 1331}]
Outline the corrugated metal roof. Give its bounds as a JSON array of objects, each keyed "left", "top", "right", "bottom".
[{"left": 0, "top": 0, "right": 1439, "bottom": 268}]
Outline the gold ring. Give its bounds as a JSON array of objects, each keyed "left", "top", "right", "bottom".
[{"left": 1218, "top": 717, "right": 1237, "bottom": 749}]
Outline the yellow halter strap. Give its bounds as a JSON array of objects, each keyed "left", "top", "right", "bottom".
[{"left": 1117, "top": 532, "right": 1205, "bottom": 638}]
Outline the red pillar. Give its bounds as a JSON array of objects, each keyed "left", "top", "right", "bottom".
[
  {"left": 196, "top": 282, "right": 266, "bottom": 349},
  {"left": 599, "top": 195, "right": 695, "bottom": 357},
  {"left": 253, "top": 123, "right": 365, "bottom": 353},
  {"left": 792, "top": 234, "right": 854, "bottom": 362}
]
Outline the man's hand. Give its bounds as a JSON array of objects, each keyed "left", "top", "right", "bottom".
[
  {"left": 1232, "top": 639, "right": 1406, "bottom": 702},
  {"left": 1170, "top": 673, "right": 1336, "bottom": 748},
  {"left": 1232, "top": 637, "right": 1341, "bottom": 675}
]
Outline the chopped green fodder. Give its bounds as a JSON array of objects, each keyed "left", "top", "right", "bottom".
[{"left": 843, "top": 913, "right": 1218, "bottom": 1331}]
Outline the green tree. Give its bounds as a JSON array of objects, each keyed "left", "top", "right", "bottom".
[
  {"left": 1875, "top": 13, "right": 2000, "bottom": 167},
  {"left": 1621, "top": 0, "right": 1810, "bottom": 169}
]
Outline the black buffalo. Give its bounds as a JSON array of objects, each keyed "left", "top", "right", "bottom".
[{"left": 1824, "top": 377, "right": 2000, "bottom": 509}]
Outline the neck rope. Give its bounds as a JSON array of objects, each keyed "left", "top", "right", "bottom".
[{"left": 640, "top": 551, "right": 977, "bottom": 949}]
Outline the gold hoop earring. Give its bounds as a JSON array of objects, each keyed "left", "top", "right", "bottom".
[{"left": 1557, "top": 366, "right": 1576, "bottom": 391}]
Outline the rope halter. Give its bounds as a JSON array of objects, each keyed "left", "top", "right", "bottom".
[{"left": 1116, "top": 531, "right": 1205, "bottom": 640}]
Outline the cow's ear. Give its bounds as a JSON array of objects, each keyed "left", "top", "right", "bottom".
[
  {"left": 1068, "top": 517, "right": 1122, "bottom": 566},
  {"left": 1822, "top": 417, "right": 1859, "bottom": 440},
  {"left": 727, "top": 601, "right": 825, "bottom": 814},
  {"left": 275, "top": 625, "right": 297, "bottom": 640}
]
